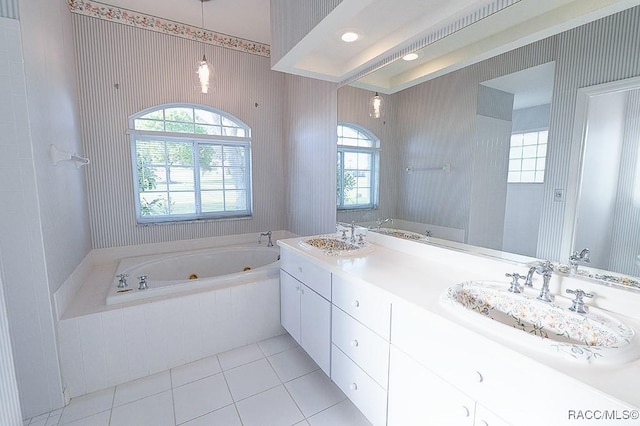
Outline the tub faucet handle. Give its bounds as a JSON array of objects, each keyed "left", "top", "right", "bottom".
[
  {"left": 138, "top": 275, "right": 148, "bottom": 290},
  {"left": 259, "top": 231, "right": 273, "bottom": 247},
  {"left": 116, "top": 273, "right": 129, "bottom": 288}
]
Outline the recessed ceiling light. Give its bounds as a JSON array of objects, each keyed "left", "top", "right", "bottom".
[
  {"left": 403, "top": 53, "right": 419, "bottom": 61},
  {"left": 341, "top": 32, "right": 359, "bottom": 43}
]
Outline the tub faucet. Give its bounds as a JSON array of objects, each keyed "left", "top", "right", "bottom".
[
  {"left": 138, "top": 275, "right": 148, "bottom": 290},
  {"left": 376, "top": 217, "right": 393, "bottom": 230},
  {"left": 569, "top": 248, "right": 590, "bottom": 275},
  {"left": 116, "top": 273, "right": 128, "bottom": 288},
  {"left": 525, "top": 261, "right": 554, "bottom": 302},
  {"left": 259, "top": 231, "right": 273, "bottom": 247}
]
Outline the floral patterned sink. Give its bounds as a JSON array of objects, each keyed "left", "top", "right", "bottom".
[
  {"left": 299, "top": 235, "right": 374, "bottom": 256},
  {"left": 441, "top": 281, "right": 638, "bottom": 364}
]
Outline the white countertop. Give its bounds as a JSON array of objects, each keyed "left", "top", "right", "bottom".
[{"left": 278, "top": 233, "right": 640, "bottom": 410}]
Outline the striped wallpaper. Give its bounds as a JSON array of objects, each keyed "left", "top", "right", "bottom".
[
  {"left": 339, "top": 5, "right": 640, "bottom": 266},
  {"left": 0, "top": 274, "right": 21, "bottom": 426},
  {"left": 73, "top": 15, "right": 287, "bottom": 248},
  {"left": 284, "top": 74, "right": 338, "bottom": 236},
  {"left": 0, "top": 0, "right": 18, "bottom": 19}
]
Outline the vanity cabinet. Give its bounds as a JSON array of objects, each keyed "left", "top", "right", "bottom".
[
  {"left": 390, "top": 298, "right": 634, "bottom": 426},
  {"left": 330, "top": 274, "right": 391, "bottom": 426},
  {"left": 388, "top": 345, "right": 475, "bottom": 425},
  {"left": 279, "top": 248, "right": 331, "bottom": 375}
]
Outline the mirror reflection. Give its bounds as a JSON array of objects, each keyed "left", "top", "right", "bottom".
[{"left": 337, "top": 6, "right": 640, "bottom": 285}]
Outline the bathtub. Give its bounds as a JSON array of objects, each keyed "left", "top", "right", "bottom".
[{"left": 106, "top": 244, "right": 280, "bottom": 305}]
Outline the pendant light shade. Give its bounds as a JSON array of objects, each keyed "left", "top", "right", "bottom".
[
  {"left": 369, "top": 92, "right": 384, "bottom": 118},
  {"left": 197, "top": 54, "right": 210, "bottom": 93}
]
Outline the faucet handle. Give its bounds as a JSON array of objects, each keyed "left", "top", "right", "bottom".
[
  {"left": 566, "top": 288, "right": 593, "bottom": 313},
  {"left": 116, "top": 273, "right": 129, "bottom": 288},
  {"left": 505, "top": 272, "right": 526, "bottom": 293}
]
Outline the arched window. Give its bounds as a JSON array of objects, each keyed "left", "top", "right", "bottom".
[
  {"left": 129, "top": 104, "right": 252, "bottom": 223},
  {"left": 337, "top": 123, "right": 380, "bottom": 210}
]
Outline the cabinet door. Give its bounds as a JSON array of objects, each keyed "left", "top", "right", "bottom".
[
  {"left": 474, "top": 404, "right": 511, "bottom": 426},
  {"left": 388, "top": 346, "right": 474, "bottom": 426},
  {"left": 300, "top": 284, "right": 331, "bottom": 375},
  {"left": 280, "top": 270, "right": 301, "bottom": 344}
]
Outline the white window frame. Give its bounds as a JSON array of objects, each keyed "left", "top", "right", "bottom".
[
  {"left": 128, "top": 103, "right": 252, "bottom": 224},
  {"left": 508, "top": 128, "right": 548, "bottom": 183},
  {"left": 337, "top": 123, "right": 380, "bottom": 210}
]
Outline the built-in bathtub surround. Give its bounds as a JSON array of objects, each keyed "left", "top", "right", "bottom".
[{"left": 56, "top": 231, "right": 294, "bottom": 399}]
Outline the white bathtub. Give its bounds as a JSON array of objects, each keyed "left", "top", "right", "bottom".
[{"left": 106, "top": 244, "right": 280, "bottom": 305}]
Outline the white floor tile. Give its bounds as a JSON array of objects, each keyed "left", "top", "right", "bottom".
[
  {"left": 171, "top": 355, "right": 222, "bottom": 387},
  {"left": 110, "top": 390, "right": 174, "bottom": 426},
  {"left": 180, "top": 404, "right": 242, "bottom": 426},
  {"left": 224, "top": 358, "right": 281, "bottom": 401},
  {"left": 59, "top": 387, "right": 114, "bottom": 424},
  {"left": 113, "top": 370, "right": 171, "bottom": 407},
  {"left": 293, "top": 421, "right": 310, "bottom": 426},
  {"left": 236, "top": 385, "right": 304, "bottom": 426},
  {"left": 307, "top": 399, "right": 372, "bottom": 426},
  {"left": 268, "top": 346, "right": 319, "bottom": 382},
  {"left": 258, "top": 333, "right": 298, "bottom": 356},
  {"left": 60, "top": 410, "right": 110, "bottom": 426},
  {"left": 285, "top": 370, "right": 346, "bottom": 417},
  {"left": 218, "top": 343, "right": 264, "bottom": 370},
  {"left": 173, "top": 373, "right": 233, "bottom": 425}
]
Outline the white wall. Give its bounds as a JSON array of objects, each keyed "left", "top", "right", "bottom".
[
  {"left": 502, "top": 104, "right": 551, "bottom": 257},
  {"left": 605, "top": 89, "right": 640, "bottom": 276},
  {"left": 573, "top": 91, "right": 626, "bottom": 269},
  {"left": 0, "top": 8, "right": 70, "bottom": 418}
]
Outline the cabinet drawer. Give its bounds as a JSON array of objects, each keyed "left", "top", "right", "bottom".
[
  {"left": 331, "top": 344, "right": 388, "bottom": 426},
  {"left": 332, "top": 274, "right": 391, "bottom": 339},
  {"left": 332, "top": 305, "right": 389, "bottom": 389},
  {"left": 280, "top": 247, "right": 331, "bottom": 300}
]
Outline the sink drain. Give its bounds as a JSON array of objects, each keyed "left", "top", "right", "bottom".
[{"left": 188, "top": 274, "right": 198, "bottom": 280}]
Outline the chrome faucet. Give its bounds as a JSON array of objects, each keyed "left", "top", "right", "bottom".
[
  {"left": 569, "top": 248, "right": 590, "bottom": 275},
  {"left": 116, "top": 273, "right": 128, "bottom": 288},
  {"left": 258, "top": 231, "right": 273, "bottom": 247},
  {"left": 138, "top": 275, "right": 148, "bottom": 290},
  {"left": 525, "top": 261, "right": 554, "bottom": 302},
  {"left": 376, "top": 217, "right": 393, "bottom": 230}
]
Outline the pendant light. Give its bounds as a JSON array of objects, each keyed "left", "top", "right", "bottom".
[
  {"left": 197, "top": 0, "right": 212, "bottom": 94},
  {"left": 369, "top": 92, "right": 384, "bottom": 118}
]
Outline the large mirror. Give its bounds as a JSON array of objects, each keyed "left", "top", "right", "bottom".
[{"left": 337, "top": 5, "right": 640, "bottom": 285}]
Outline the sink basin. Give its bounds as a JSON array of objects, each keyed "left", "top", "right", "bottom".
[
  {"left": 299, "top": 235, "right": 374, "bottom": 256},
  {"left": 441, "top": 281, "right": 638, "bottom": 364},
  {"left": 373, "top": 228, "right": 428, "bottom": 241}
]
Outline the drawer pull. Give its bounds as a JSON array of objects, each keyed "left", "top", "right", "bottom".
[
  {"left": 298, "top": 266, "right": 303, "bottom": 273},
  {"left": 461, "top": 405, "right": 471, "bottom": 417},
  {"left": 350, "top": 382, "right": 358, "bottom": 391},
  {"left": 479, "top": 421, "right": 489, "bottom": 426},
  {"left": 476, "top": 371, "right": 484, "bottom": 383},
  {"left": 295, "top": 285, "right": 300, "bottom": 291},
  {"left": 352, "top": 299, "right": 360, "bottom": 308},
  {"left": 350, "top": 339, "right": 359, "bottom": 347}
]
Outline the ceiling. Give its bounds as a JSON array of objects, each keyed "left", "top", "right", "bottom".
[
  {"left": 93, "top": 0, "right": 640, "bottom": 94},
  {"left": 481, "top": 62, "right": 556, "bottom": 110}
]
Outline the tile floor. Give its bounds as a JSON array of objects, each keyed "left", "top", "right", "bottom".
[{"left": 22, "top": 334, "right": 373, "bottom": 426}]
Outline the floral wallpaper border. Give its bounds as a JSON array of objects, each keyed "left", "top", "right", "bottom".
[{"left": 67, "top": 0, "right": 271, "bottom": 57}]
